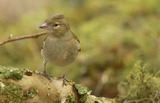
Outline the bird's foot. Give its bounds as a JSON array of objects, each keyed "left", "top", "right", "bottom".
[
  {"left": 58, "top": 74, "right": 74, "bottom": 86},
  {"left": 41, "top": 71, "right": 52, "bottom": 81},
  {"left": 62, "top": 74, "right": 68, "bottom": 86}
]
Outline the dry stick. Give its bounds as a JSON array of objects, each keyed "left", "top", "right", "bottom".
[{"left": 0, "top": 32, "right": 47, "bottom": 46}]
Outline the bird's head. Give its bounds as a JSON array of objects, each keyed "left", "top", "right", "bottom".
[{"left": 39, "top": 13, "right": 70, "bottom": 35}]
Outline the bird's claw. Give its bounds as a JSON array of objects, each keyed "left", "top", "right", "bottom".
[
  {"left": 62, "top": 74, "right": 68, "bottom": 86},
  {"left": 58, "top": 74, "right": 73, "bottom": 86},
  {"left": 41, "top": 71, "right": 52, "bottom": 81}
]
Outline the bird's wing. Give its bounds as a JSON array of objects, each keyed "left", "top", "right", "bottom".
[
  {"left": 71, "top": 31, "right": 80, "bottom": 43},
  {"left": 41, "top": 34, "right": 48, "bottom": 49},
  {"left": 71, "top": 31, "right": 81, "bottom": 52}
]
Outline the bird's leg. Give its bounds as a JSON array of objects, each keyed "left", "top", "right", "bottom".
[
  {"left": 62, "top": 67, "right": 70, "bottom": 86},
  {"left": 62, "top": 67, "right": 66, "bottom": 86},
  {"left": 43, "top": 60, "right": 47, "bottom": 74},
  {"left": 42, "top": 60, "right": 52, "bottom": 81},
  {"left": 57, "top": 67, "right": 72, "bottom": 86}
]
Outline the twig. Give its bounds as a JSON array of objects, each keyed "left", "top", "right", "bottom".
[
  {"left": 125, "top": 98, "right": 147, "bottom": 103},
  {"left": 0, "top": 32, "right": 47, "bottom": 46},
  {"left": 152, "top": 91, "right": 159, "bottom": 103}
]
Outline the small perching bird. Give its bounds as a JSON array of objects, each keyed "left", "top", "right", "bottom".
[{"left": 39, "top": 13, "right": 81, "bottom": 84}]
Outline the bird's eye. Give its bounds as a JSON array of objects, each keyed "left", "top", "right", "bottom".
[{"left": 54, "top": 23, "right": 59, "bottom": 27}]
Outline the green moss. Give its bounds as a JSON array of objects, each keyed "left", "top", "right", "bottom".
[
  {"left": 0, "top": 66, "right": 38, "bottom": 102},
  {"left": 75, "top": 84, "right": 89, "bottom": 95},
  {"left": 75, "top": 84, "right": 90, "bottom": 103},
  {"left": 0, "top": 83, "right": 38, "bottom": 103},
  {"left": 79, "top": 94, "right": 88, "bottom": 103},
  {"left": 0, "top": 82, "right": 23, "bottom": 103},
  {"left": 65, "top": 94, "right": 76, "bottom": 103},
  {"left": 0, "top": 65, "right": 26, "bottom": 80},
  {"left": 24, "top": 87, "right": 38, "bottom": 98}
]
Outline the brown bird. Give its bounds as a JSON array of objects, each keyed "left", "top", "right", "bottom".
[{"left": 39, "top": 13, "right": 81, "bottom": 84}]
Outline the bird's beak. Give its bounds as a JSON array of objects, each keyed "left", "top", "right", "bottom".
[{"left": 39, "top": 23, "right": 48, "bottom": 29}]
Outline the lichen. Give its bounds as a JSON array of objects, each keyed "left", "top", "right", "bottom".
[
  {"left": 65, "top": 94, "right": 76, "bottom": 103},
  {"left": 85, "top": 95, "right": 105, "bottom": 103},
  {"left": 24, "top": 87, "right": 38, "bottom": 98},
  {"left": 0, "top": 65, "right": 26, "bottom": 80},
  {"left": 75, "top": 84, "right": 90, "bottom": 103},
  {"left": 75, "top": 84, "right": 89, "bottom": 95},
  {"left": 0, "top": 82, "right": 23, "bottom": 103}
]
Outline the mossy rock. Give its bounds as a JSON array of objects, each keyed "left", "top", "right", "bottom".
[
  {"left": 0, "top": 66, "right": 38, "bottom": 103},
  {"left": 0, "top": 65, "right": 114, "bottom": 103},
  {"left": 0, "top": 65, "right": 77, "bottom": 103},
  {"left": 0, "top": 65, "right": 26, "bottom": 80}
]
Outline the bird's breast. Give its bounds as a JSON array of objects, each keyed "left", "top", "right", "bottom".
[{"left": 42, "top": 36, "right": 79, "bottom": 66}]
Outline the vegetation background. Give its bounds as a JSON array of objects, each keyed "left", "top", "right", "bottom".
[{"left": 0, "top": 0, "right": 160, "bottom": 101}]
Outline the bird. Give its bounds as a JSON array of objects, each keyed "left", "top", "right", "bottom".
[{"left": 39, "top": 13, "right": 81, "bottom": 84}]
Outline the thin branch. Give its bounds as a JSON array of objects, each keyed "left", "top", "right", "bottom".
[
  {"left": 0, "top": 32, "right": 47, "bottom": 46},
  {"left": 126, "top": 98, "right": 147, "bottom": 103}
]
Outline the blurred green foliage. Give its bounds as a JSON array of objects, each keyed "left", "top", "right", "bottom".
[
  {"left": 117, "top": 61, "right": 160, "bottom": 103},
  {"left": 0, "top": 0, "right": 160, "bottom": 98}
]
